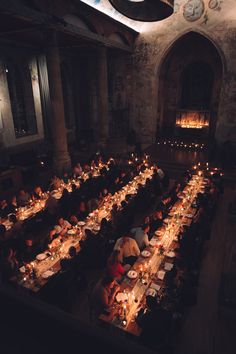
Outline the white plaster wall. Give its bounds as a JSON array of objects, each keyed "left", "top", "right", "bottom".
[{"left": 131, "top": 0, "right": 236, "bottom": 144}]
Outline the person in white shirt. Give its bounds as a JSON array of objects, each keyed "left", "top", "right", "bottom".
[
  {"left": 156, "top": 166, "right": 165, "bottom": 180},
  {"left": 114, "top": 234, "right": 140, "bottom": 266},
  {"left": 131, "top": 224, "right": 150, "bottom": 250},
  {"left": 57, "top": 217, "right": 72, "bottom": 236}
]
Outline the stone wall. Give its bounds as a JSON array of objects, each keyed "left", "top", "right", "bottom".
[{"left": 131, "top": 0, "right": 236, "bottom": 146}]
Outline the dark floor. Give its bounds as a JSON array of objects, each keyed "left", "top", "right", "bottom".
[{"left": 175, "top": 185, "right": 236, "bottom": 354}]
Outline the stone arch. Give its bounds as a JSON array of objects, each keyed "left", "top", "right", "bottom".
[{"left": 156, "top": 30, "right": 224, "bottom": 141}]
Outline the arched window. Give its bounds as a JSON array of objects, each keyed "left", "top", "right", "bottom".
[{"left": 6, "top": 60, "right": 37, "bottom": 137}]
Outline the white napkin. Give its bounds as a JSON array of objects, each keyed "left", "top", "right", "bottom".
[
  {"left": 164, "top": 262, "right": 174, "bottom": 271},
  {"left": 19, "top": 266, "right": 26, "bottom": 273},
  {"left": 157, "top": 270, "right": 166, "bottom": 280},
  {"left": 42, "top": 270, "right": 54, "bottom": 279},
  {"left": 150, "top": 283, "right": 161, "bottom": 291}
]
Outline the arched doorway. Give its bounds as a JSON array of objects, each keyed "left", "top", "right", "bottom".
[{"left": 157, "top": 31, "right": 223, "bottom": 141}]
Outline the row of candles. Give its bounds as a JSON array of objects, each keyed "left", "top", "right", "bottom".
[
  {"left": 156, "top": 139, "right": 205, "bottom": 150},
  {"left": 192, "top": 162, "right": 223, "bottom": 176},
  {"left": 118, "top": 172, "right": 207, "bottom": 327}
]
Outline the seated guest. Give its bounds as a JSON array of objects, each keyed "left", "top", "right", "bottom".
[
  {"left": 0, "top": 200, "right": 10, "bottom": 219},
  {"left": 32, "top": 186, "right": 44, "bottom": 200},
  {"left": 69, "top": 214, "right": 79, "bottom": 226},
  {"left": 0, "top": 248, "right": 19, "bottom": 283},
  {"left": 45, "top": 194, "right": 58, "bottom": 217},
  {"left": 62, "top": 171, "right": 69, "bottom": 184},
  {"left": 59, "top": 189, "right": 71, "bottom": 218},
  {"left": 73, "top": 162, "right": 82, "bottom": 177},
  {"left": 149, "top": 210, "right": 163, "bottom": 234},
  {"left": 0, "top": 222, "right": 6, "bottom": 241},
  {"left": 91, "top": 275, "right": 120, "bottom": 315},
  {"left": 46, "top": 225, "right": 62, "bottom": 247},
  {"left": 142, "top": 215, "right": 150, "bottom": 225},
  {"left": 136, "top": 295, "right": 171, "bottom": 349},
  {"left": 7, "top": 196, "right": 18, "bottom": 214},
  {"left": 157, "top": 195, "right": 172, "bottom": 217},
  {"left": 106, "top": 250, "right": 125, "bottom": 281},
  {"left": 17, "top": 189, "right": 31, "bottom": 207},
  {"left": 114, "top": 234, "right": 140, "bottom": 266},
  {"left": 78, "top": 199, "right": 88, "bottom": 220},
  {"left": 57, "top": 217, "right": 72, "bottom": 236},
  {"left": 131, "top": 224, "right": 150, "bottom": 250},
  {"left": 8, "top": 214, "right": 23, "bottom": 233},
  {"left": 156, "top": 165, "right": 165, "bottom": 180},
  {"left": 87, "top": 196, "right": 99, "bottom": 213},
  {"left": 49, "top": 175, "right": 61, "bottom": 191}
]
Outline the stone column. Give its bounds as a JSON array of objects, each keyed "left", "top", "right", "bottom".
[
  {"left": 46, "top": 30, "right": 71, "bottom": 173},
  {"left": 97, "top": 47, "right": 109, "bottom": 146}
]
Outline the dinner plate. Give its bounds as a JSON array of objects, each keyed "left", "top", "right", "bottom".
[
  {"left": 146, "top": 288, "right": 157, "bottom": 297},
  {"left": 42, "top": 270, "right": 54, "bottom": 279},
  {"left": 36, "top": 253, "right": 47, "bottom": 261},
  {"left": 116, "top": 292, "right": 128, "bottom": 303},
  {"left": 155, "top": 230, "right": 162, "bottom": 236},
  {"left": 127, "top": 270, "right": 138, "bottom": 279},
  {"left": 186, "top": 214, "right": 193, "bottom": 218},
  {"left": 77, "top": 221, "right": 85, "bottom": 226},
  {"left": 166, "top": 251, "right": 175, "bottom": 258},
  {"left": 141, "top": 250, "right": 151, "bottom": 258}
]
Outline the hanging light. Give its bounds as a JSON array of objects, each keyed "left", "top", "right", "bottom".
[{"left": 108, "top": 0, "right": 174, "bottom": 21}]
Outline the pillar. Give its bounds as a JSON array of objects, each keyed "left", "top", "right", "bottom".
[
  {"left": 46, "top": 30, "right": 71, "bottom": 173},
  {"left": 97, "top": 47, "right": 109, "bottom": 146}
]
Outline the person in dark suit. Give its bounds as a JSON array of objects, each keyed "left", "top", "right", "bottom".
[{"left": 136, "top": 295, "right": 172, "bottom": 349}]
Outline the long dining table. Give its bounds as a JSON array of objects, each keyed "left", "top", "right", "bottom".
[
  {"left": 11, "top": 167, "right": 155, "bottom": 293},
  {"left": 99, "top": 173, "right": 208, "bottom": 337},
  {"left": 2, "top": 161, "right": 109, "bottom": 231}
]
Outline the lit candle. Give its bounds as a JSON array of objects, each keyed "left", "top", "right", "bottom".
[{"left": 123, "top": 304, "right": 127, "bottom": 316}]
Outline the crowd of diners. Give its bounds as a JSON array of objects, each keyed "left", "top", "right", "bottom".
[
  {"left": 0, "top": 151, "right": 224, "bottom": 350},
  {"left": 0, "top": 154, "right": 159, "bottom": 280},
  {"left": 90, "top": 169, "right": 224, "bottom": 350}
]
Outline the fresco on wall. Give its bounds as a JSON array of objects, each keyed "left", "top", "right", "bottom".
[
  {"left": 208, "top": 0, "right": 223, "bottom": 11},
  {"left": 81, "top": 0, "right": 143, "bottom": 31},
  {"left": 183, "top": 0, "right": 205, "bottom": 22}
]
